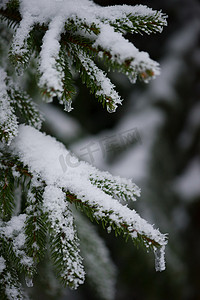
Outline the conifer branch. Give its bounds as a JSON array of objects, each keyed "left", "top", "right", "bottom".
[
  {"left": 0, "top": 215, "right": 35, "bottom": 276},
  {"left": 66, "top": 192, "right": 162, "bottom": 248},
  {"left": 24, "top": 186, "right": 47, "bottom": 264},
  {"left": 1, "top": 124, "right": 167, "bottom": 275},
  {"left": 43, "top": 185, "right": 85, "bottom": 289},
  {"left": 0, "top": 262, "right": 29, "bottom": 300},
  {"left": 0, "top": 1, "right": 167, "bottom": 110},
  {"left": 89, "top": 171, "right": 141, "bottom": 202},
  {"left": 6, "top": 79, "right": 43, "bottom": 129},
  {"left": 70, "top": 44, "right": 122, "bottom": 112},
  {"left": 0, "top": 68, "right": 18, "bottom": 145},
  {"left": 0, "top": 1, "right": 168, "bottom": 297},
  {"left": 106, "top": 10, "right": 167, "bottom": 35},
  {"left": 0, "top": 171, "right": 15, "bottom": 222}
]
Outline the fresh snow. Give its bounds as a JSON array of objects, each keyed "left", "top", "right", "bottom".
[
  {"left": 0, "top": 214, "right": 34, "bottom": 269},
  {"left": 8, "top": 0, "right": 166, "bottom": 109},
  {"left": 0, "top": 68, "right": 18, "bottom": 145},
  {"left": 11, "top": 11, "right": 35, "bottom": 56},
  {"left": 43, "top": 185, "right": 85, "bottom": 288},
  {"left": 10, "top": 125, "right": 167, "bottom": 271},
  {"left": 93, "top": 23, "right": 160, "bottom": 80},
  {"left": 18, "top": 1, "right": 165, "bottom": 27},
  {"left": 76, "top": 48, "right": 122, "bottom": 112},
  {"left": 39, "top": 15, "right": 66, "bottom": 98}
]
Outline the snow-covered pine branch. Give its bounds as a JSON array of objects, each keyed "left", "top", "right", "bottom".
[
  {"left": 0, "top": 68, "right": 18, "bottom": 145},
  {"left": 5, "top": 125, "right": 167, "bottom": 267},
  {"left": 0, "top": 214, "right": 33, "bottom": 299},
  {"left": 0, "top": 67, "right": 43, "bottom": 145},
  {"left": 1, "top": 0, "right": 167, "bottom": 112},
  {"left": 0, "top": 0, "right": 168, "bottom": 298}
]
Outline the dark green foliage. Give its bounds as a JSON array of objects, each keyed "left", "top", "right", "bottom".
[
  {"left": 6, "top": 81, "right": 42, "bottom": 129},
  {"left": 0, "top": 167, "right": 15, "bottom": 220},
  {"left": 65, "top": 17, "right": 100, "bottom": 36},
  {"left": 66, "top": 192, "right": 160, "bottom": 249},
  {"left": 0, "top": 264, "right": 25, "bottom": 300},
  {"left": 70, "top": 43, "right": 119, "bottom": 110},
  {"left": 110, "top": 11, "right": 167, "bottom": 35},
  {"left": 59, "top": 49, "right": 76, "bottom": 105},
  {"left": 25, "top": 186, "right": 47, "bottom": 263}
]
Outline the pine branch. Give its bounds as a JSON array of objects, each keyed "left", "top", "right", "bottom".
[
  {"left": 38, "top": 18, "right": 76, "bottom": 111},
  {"left": 38, "top": 16, "right": 66, "bottom": 101},
  {"left": 63, "top": 32, "right": 157, "bottom": 85},
  {"left": 65, "top": 17, "right": 100, "bottom": 36},
  {"left": 0, "top": 2, "right": 167, "bottom": 111},
  {"left": 9, "top": 14, "right": 36, "bottom": 74},
  {"left": 43, "top": 185, "right": 85, "bottom": 289},
  {"left": 0, "top": 263, "right": 29, "bottom": 300},
  {"left": 0, "top": 153, "right": 85, "bottom": 288},
  {"left": 0, "top": 68, "right": 18, "bottom": 145},
  {"left": 6, "top": 78, "right": 43, "bottom": 130},
  {"left": 0, "top": 214, "right": 35, "bottom": 277},
  {"left": 24, "top": 186, "right": 47, "bottom": 264},
  {"left": 89, "top": 169, "right": 141, "bottom": 202},
  {"left": 0, "top": 213, "right": 33, "bottom": 298},
  {"left": 1, "top": 124, "right": 167, "bottom": 272},
  {"left": 70, "top": 44, "right": 122, "bottom": 112},
  {"left": 0, "top": 167, "right": 15, "bottom": 220},
  {"left": 103, "top": 9, "right": 167, "bottom": 35},
  {"left": 66, "top": 192, "right": 163, "bottom": 249},
  {"left": 5, "top": 125, "right": 167, "bottom": 273},
  {"left": 0, "top": 67, "right": 43, "bottom": 146},
  {"left": 58, "top": 49, "right": 76, "bottom": 111}
]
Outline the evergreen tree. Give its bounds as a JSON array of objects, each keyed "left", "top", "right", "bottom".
[{"left": 0, "top": 1, "right": 168, "bottom": 299}]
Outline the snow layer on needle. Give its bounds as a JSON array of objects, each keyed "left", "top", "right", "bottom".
[
  {"left": 43, "top": 186, "right": 75, "bottom": 242},
  {"left": 16, "top": 0, "right": 164, "bottom": 88},
  {"left": 10, "top": 125, "right": 167, "bottom": 271},
  {"left": 39, "top": 16, "right": 66, "bottom": 98},
  {"left": 77, "top": 50, "right": 122, "bottom": 112},
  {"left": 0, "top": 214, "right": 34, "bottom": 269},
  {"left": 89, "top": 169, "right": 141, "bottom": 202},
  {"left": 92, "top": 24, "right": 160, "bottom": 83},
  {"left": 19, "top": 0, "right": 96, "bottom": 23},
  {"left": 2, "top": 214, "right": 26, "bottom": 238},
  {"left": 93, "top": 24, "right": 138, "bottom": 63},
  {"left": 11, "top": 12, "right": 36, "bottom": 56},
  {"left": 19, "top": 1, "right": 166, "bottom": 28},
  {"left": 98, "top": 5, "right": 165, "bottom": 23},
  {"left": 0, "top": 68, "right": 18, "bottom": 145},
  {"left": 43, "top": 186, "right": 85, "bottom": 288}
]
